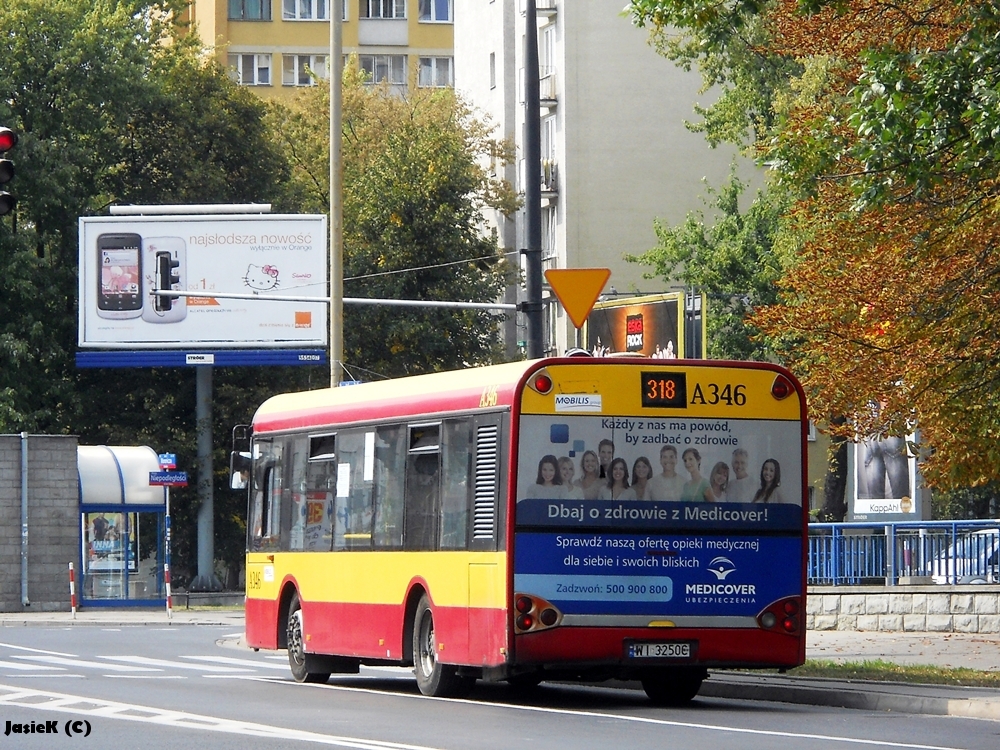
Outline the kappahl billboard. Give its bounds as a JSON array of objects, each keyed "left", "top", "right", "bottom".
[{"left": 78, "top": 214, "right": 327, "bottom": 349}]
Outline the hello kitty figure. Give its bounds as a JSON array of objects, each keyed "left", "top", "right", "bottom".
[{"left": 244, "top": 264, "right": 280, "bottom": 292}]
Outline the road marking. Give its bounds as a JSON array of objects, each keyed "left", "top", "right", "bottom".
[
  {"left": 13, "top": 655, "right": 158, "bottom": 672},
  {"left": 99, "top": 656, "right": 253, "bottom": 673},
  {"left": 0, "top": 641, "right": 76, "bottom": 658},
  {"left": 250, "top": 677, "right": 971, "bottom": 750},
  {"left": 0, "top": 682, "right": 448, "bottom": 749},
  {"left": 0, "top": 660, "right": 62, "bottom": 671},
  {"left": 181, "top": 655, "right": 289, "bottom": 670}
]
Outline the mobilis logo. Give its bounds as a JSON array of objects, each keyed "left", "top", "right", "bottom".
[{"left": 626, "top": 314, "right": 644, "bottom": 351}]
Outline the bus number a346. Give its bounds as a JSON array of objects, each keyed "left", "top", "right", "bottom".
[{"left": 690, "top": 383, "right": 746, "bottom": 407}]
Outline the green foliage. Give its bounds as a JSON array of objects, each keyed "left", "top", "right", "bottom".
[
  {"left": 272, "top": 72, "right": 518, "bottom": 378},
  {"left": 0, "top": 0, "right": 315, "bottom": 586},
  {"left": 627, "top": 0, "right": 801, "bottom": 149},
  {"left": 627, "top": 170, "right": 789, "bottom": 360}
]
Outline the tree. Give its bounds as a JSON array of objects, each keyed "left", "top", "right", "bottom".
[
  {"left": 626, "top": 169, "right": 789, "bottom": 361},
  {"left": 0, "top": 0, "right": 318, "bottom": 585},
  {"left": 271, "top": 70, "right": 518, "bottom": 379},
  {"left": 630, "top": 0, "right": 1000, "bottom": 499}
]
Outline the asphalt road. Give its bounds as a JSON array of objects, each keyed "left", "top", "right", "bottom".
[{"left": 0, "top": 625, "right": 999, "bottom": 750}]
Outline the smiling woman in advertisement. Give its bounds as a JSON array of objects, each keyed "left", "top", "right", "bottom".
[
  {"left": 753, "top": 458, "right": 788, "bottom": 504},
  {"left": 680, "top": 448, "right": 712, "bottom": 502},
  {"left": 599, "top": 457, "right": 637, "bottom": 501},
  {"left": 579, "top": 450, "right": 602, "bottom": 500},
  {"left": 533, "top": 455, "right": 563, "bottom": 499}
]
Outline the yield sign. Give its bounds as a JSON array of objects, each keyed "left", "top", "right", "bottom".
[{"left": 544, "top": 268, "right": 611, "bottom": 329}]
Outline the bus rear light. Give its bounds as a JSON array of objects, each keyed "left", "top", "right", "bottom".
[
  {"left": 757, "top": 596, "right": 800, "bottom": 635},
  {"left": 528, "top": 370, "right": 553, "bottom": 395},
  {"left": 770, "top": 374, "right": 793, "bottom": 401},
  {"left": 513, "top": 593, "right": 563, "bottom": 633}
]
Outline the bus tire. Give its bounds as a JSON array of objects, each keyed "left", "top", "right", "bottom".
[
  {"left": 412, "top": 594, "right": 474, "bottom": 698},
  {"left": 641, "top": 668, "right": 705, "bottom": 706},
  {"left": 286, "top": 593, "right": 330, "bottom": 684}
]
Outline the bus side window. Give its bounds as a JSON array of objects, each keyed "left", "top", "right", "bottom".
[
  {"left": 405, "top": 423, "right": 441, "bottom": 551},
  {"left": 440, "top": 419, "right": 472, "bottom": 550},
  {"left": 288, "top": 437, "right": 309, "bottom": 552},
  {"left": 332, "top": 430, "right": 374, "bottom": 551},
  {"left": 373, "top": 426, "right": 406, "bottom": 549},
  {"left": 249, "top": 439, "right": 281, "bottom": 552}
]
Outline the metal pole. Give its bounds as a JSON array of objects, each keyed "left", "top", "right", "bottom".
[
  {"left": 165, "top": 486, "right": 172, "bottom": 619},
  {"left": 522, "top": 0, "right": 544, "bottom": 358},
  {"left": 330, "top": 4, "right": 344, "bottom": 386},
  {"left": 192, "top": 365, "right": 218, "bottom": 590},
  {"left": 20, "top": 431, "right": 29, "bottom": 607}
]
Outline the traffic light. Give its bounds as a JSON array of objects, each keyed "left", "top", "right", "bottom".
[
  {"left": 156, "top": 251, "right": 181, "bottom": 311},
  {"left": 0, "top": 126, "right": 16, "bottom": 217}
]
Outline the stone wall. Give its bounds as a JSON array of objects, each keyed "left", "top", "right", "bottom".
[
  {"left": 0, "top": 434, "right": 79, "bottom": 612},
  {"left": 807, "top": 585, "right": 1000, "bottom": 633}
]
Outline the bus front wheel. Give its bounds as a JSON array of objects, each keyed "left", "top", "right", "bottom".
[
  {"left": 286, "top": 593, "right": 330, "bottom": 684},
  {"left": 412, "top": 594, "right": 474, "bottom": 698},
  {"left": 641, "top": 668, "right": 706, "bottom": 706}
]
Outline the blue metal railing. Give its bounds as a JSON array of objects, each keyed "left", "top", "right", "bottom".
[{"left": 808, "top": 520, "right": 1000, "bottom": 586}]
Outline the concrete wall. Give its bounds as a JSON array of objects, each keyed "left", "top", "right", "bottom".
[
  {"left": 807, "top": 585, "right": 1000, "bottom": 634},
  {"left": 0, "top": 434, "right": 79, "bottom": 612}
]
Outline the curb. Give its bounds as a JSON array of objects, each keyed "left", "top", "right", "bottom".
[{"left": 701, "top": 673, "right": 1000, "bottom": 720}]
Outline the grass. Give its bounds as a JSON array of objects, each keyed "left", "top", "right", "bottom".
[{"left": 779, "top": 659, "right": 1000, "bottom": 688}]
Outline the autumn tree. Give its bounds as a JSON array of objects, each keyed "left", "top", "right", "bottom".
[
  {"left": 271, "top": 70, "right": 518, "bottom": 379},
  {"left": 630, "top": 0, "right": 1000, "bottom": 497}
]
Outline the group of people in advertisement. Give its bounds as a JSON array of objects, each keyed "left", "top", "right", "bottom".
[{"left": 529, "top": 441, "right": 790, "bottom": 504}]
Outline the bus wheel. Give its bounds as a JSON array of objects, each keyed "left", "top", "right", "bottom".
[
  {"left": 412, "top": 594, "right": 474, "bottom": 698},
  {"left": 641, "top": 668, "right": 705, "bottom": 706},
  {"left": 286, "top": 593, "right": 330, "bottom": 684}
]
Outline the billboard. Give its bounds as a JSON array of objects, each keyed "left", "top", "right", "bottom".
[
  {"left": 850, "top": 434, "right": 922, "bottom": 519},
  {"left": 79, "top": 214, "right": 328, "bottom": 349},
  {"left": 585, "top": 293, "right": 685, "bottom": 358}
]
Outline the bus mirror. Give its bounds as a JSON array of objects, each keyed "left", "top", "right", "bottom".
[{"left": 230, "top": 451, "right": 251, "bottom": 490}]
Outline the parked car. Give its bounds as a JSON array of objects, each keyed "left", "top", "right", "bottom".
[{"left": 930, "top": 529, "right": 1000, "bottom": 584}]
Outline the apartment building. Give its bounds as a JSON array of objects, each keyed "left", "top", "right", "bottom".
[
  {"left": 185, "top": 1, "right": 455, "bottom": 100},
  {"left": 455, "top": 0, "right": 748, "bottom": 354}
]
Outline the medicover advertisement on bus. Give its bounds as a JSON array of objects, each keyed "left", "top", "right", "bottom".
[{"left": 512, "top": 363, "right": 806, "bottom": 635}]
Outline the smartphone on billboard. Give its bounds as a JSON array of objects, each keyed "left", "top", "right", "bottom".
[
  {"left": 142, "top": 237, "right": 187, "bottom": 324},
  {"left": 96, "top": 233, "right": 143, "bottom": 319}
]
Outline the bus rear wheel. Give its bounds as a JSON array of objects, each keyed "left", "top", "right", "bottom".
[
  {"left": 641, "top": 668, "right": 706, "bottom": 706},
  {"left": 412, "top": 594, "right": 474, "bottom": 698},
  {"left": 286, "top": 593, "right": 330, "bottom": 684}
]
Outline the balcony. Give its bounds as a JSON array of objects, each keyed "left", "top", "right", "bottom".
[
  {"left": 541, "top": 159, "right": 558, "bottom": 200},
  {"left": 539, "top": 68, "right": 557, "bottom": 108}
]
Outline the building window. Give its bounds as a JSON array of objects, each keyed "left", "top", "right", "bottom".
[
  {"left": 283, "top": 55, "right": 328, "bottom": 86},
  {"left": 358, "top": 54, "right": 406, "bottom": 85},
  {"left": 228, "top": 54, "right": 272, "bottom": 85},
  {"left": 229, "top": 0, "right": 272, "bottom": 21},
  {"left": 418, "top": 57, "right": 453, "bottom": 88},
  {"left": 283, "top": 0, "right": 328, "bottom": 20},
  {"left": 360, "top": 0, "right": 405, "bottom": 18},
  {"left": 489, "top": 52, "right": 496, "bottom": 89},
  {"left": 418, "top": 0, "right": 451, "bottom": 22}
]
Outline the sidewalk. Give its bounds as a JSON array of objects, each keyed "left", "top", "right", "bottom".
[{"left": 1, "top": 608, "right": 998, "bottom": 719}]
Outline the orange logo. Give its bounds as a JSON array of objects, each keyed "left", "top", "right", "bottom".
[{"left": 295, "top": 311, "right": 312, "bottom": 328}]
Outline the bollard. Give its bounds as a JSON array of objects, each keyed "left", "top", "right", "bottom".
[{"left": 68, "top": 562, "right": 77, "bottom": 619}]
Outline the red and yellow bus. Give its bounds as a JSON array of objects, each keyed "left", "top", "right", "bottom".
[{"left": 239, "top": 357, "right": 807, "bottom": 704}]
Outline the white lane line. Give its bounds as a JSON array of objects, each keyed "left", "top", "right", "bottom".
[
  {"left": 181, "top": 655, "right": 289, "bottom": 670},
  {"left": 115, "top": 675, "right": 187, "bottom": 680},
  {"left": 99, "top": 656, "right": 252, "bottom": 673},
  {"left": 12, "top": 656, "right": 158, "bottom": 672},
  {"left": 247, "top": 677, "right": 971, "bottom": 750},
  {"left": 0, "top": 660, "right": 62, "bottom": 671},
  {"left": 0, "top": 682, "right": 448, "bottom": 749},
  {"left": 0, "top": 641, "right": 76, "bottom": 658}
]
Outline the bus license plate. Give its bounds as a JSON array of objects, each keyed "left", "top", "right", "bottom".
[{"left": 627, "top": 642, "right": 692, "bottom": 659}]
